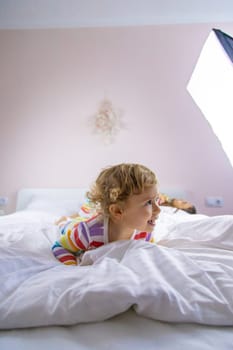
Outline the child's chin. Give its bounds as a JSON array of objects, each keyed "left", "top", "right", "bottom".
[{"left": 147, "top": 222, "right": 156, "bottom": 230}]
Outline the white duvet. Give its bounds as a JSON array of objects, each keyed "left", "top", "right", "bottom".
[{"left": 1, "top": 209, "right": 233, "bottom": 329}]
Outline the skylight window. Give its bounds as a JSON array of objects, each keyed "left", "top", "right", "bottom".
[{"left": 187, "top": 29, "right": 233, "bottom": 167}]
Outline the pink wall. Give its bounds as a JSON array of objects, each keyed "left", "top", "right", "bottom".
[{"left": 0, "top": 23, "right": 233, "bottom": 215}]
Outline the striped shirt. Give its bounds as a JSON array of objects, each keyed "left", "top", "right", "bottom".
[{"left": 52, "top": 205, "right": 154, "bottom": 266}]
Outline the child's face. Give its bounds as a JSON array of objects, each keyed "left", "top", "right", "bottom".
[{"left": 121, "top": 184, "right": 160, "bottom": 233}]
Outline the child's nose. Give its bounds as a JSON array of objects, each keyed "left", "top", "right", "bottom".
[{"left": 152, "top": 202, "right": 161, "bottom": 214}]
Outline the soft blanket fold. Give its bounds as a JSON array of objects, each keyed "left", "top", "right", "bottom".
[{"left": 1, "top": 212, "right": 233, "bottom": 329}]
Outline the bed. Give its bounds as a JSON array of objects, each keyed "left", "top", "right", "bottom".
[{"left": 1, "top": 188, "right": 233, "bottom": 350}]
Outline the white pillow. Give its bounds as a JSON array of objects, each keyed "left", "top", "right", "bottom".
[
  {"left": 160, "top": 206, "right": 188, "bottom": 215},
  {"left": 26, "top": 197, "right": 85, "bottom": 216}
]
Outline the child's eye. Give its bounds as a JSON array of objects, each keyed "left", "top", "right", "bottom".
[{"left": 145, "top": 198, "right": 160, "bottom": 206}]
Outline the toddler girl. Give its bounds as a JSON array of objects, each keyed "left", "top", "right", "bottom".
[{"left": 52, "top": 163, "right": 161, "bottom": 265}]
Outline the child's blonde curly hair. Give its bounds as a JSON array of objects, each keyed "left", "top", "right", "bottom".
[{"left": 87, "top": 163, "right": 158, "bottom": 216}]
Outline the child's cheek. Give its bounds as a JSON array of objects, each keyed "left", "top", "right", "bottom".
[{"left": 145, "top": 206, "right": 152, "bottom": 215}]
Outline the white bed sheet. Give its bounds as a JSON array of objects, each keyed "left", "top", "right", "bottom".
[
  {"left": 1, "top": 309, "right": 233, "bottom": 350},
  {"left": 1, "top": 197, "right": 233, "bottom": 349}
]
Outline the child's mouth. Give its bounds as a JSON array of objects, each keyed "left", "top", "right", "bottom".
[{"left": 147, "top": 219, "right": 156, "bottom": 226}]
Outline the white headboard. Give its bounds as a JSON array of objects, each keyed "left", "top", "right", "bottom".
[
  {"left": 16, "top": 188, "right": 89, "bottom": 211},
  {"left": 16, "top": 187, "right": 188, "bottom": 211}
]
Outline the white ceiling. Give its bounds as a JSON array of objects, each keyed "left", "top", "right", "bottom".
[{"left": 0, "top": 0, "right": 233, "bottom": 29}]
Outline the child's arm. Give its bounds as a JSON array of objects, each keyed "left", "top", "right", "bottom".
[
  {"left": 54, "top": 202, "right": 94, "bottom": 225},
  {"left": 52, "top": 218, "right": 89, "bottom": 265}
]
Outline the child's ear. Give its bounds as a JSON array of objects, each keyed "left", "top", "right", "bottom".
[{"left": 109, "top": 203, "right": 123, "bottom": 220}]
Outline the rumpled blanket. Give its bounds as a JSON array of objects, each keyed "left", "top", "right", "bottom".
[{"left": 1, "top": 211, "right": 233, "bottom": 329}]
